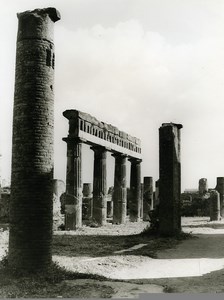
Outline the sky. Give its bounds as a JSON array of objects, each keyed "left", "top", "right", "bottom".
[{"left": 1, "top": 0, "right": 224, "bottom": 190}]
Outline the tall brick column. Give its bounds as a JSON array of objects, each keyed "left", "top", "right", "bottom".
[
  {"left": 9, "top": 8, "right": 60, "bottom": 271},
  {"left": 91, "top": 146, "right": 107, "bottom": 225},
  {"left": 159, "top": 123, "right": 183, "bottom": 236},
  {"left": 216, "top": 177, "right": 224, "bottom": 217},
  {"left": 63, "top": 138, "right": 82, "bottom": 229},
  {"left": 112, "top": 154, "right": 127, "bottom": 224},
  {"left": 143, "top": 177, "right": 153, "bottom": 221},
  {"left": 129, "top": 158, "right": 142, "bottom": 222}
]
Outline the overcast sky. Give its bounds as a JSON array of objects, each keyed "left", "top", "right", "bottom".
[{"left": 1, "top": 0, "right": 224, "bottom": 190}]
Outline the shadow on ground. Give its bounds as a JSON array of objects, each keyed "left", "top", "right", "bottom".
[{"left": 52, "top": 232, "right": 185, "bottom": 258}]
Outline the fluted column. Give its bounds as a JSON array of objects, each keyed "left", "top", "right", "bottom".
[
  {"left": 112, "top": 154, "right": 127, "bottom": 224},
  {"left": 63, "top": 138, "right": 82, "bottom": 230},
  {"left": 129, "top": 158, "right": 142, "bottom": 222},
  {"left": 143, "top": 177, "right": 153, "bottom": 221},
  {"left": 91, "top": 146, "right": 107, "bottom": 225}
]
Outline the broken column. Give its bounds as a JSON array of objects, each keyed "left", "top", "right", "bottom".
[
  {"left": 112, "top": 154, "right": 127, "bottom": 224},
  {"left": 140, "top": 183, "right": 144, "bottom": 219},
  {"left": 216, "top": 177, "right": 224, "bottom": 217},
  {"left": 9, "top": 8, "right": 60, "bottom": 271},
  {"left": 159, "top": 123, "right": 183, "bottom": 236},
  {"left": 209, "top": 190, "right": 221, "bottom": 221},
  {"left": 92, "top": 146, "right": 107, "bottom": 225},
  {"left": 52, "top": 179, "right": 65, "bottom": 230},
  {"left": 129, "top": 158, "right": 142, "bottom": 222},
  {"left": 63, "top": 137, "right": 83, "bottom": 230},
  {"left": 82, "top": 183, "right": 92, "bottom": 220},
  {"left": 198, "top": 178, "right": 208, "bottom": 195},
  {"left": 143, "top": 177, "right": 153, "bottom": 221},
  {"left": 107, "top": 186, "right": 114, "bottom": 218}
]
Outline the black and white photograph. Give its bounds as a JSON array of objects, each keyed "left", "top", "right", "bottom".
[{"left": 1, "top": 0, "right": 224, "bottom": 298}]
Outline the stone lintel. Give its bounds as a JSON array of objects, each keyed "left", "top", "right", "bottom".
[{"left": 63, "top": 109, "right": 141, "bottom": 147}]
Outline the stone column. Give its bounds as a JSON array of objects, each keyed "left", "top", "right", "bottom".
[
  {"left": 210, "top": 190, "right": 221, "bottom": 221},
  {"left": 159, "top": 123, "right": 183, "bottom": 236},
  {"left": 9, "top": 8, "right": 60, "bottom": 272},
  {"left": 112, "top": 154, "right": 127, "bottom": 224},
  {"left": 52, "top": 179, "right": 65, "bottom": 230},
  {"left": 82, "top": 183, "right": 92, "bottom": 220},
  {"left": 143, "top": 177, "right": 153, "bottom": 221},
  {"left": 107, "top": 187, "right": 114, "bottom": 218},
  {"left": 154, "top": 179, "right": 160, "bottom": 207},
  {"left": 140, "top": 183, "right": 144, "bottom": 219},
  {"left": 129, "top": 158, "right": 142, "bottom": 222},
  {"left": 216, "top": 177, "right": 224, "bottom": 217},
  {"left": 63, "top": 138, "right": 82, "bottom": 230},
  {"left": 91, "top": 146, "right": 107, "bottom": 225},
  {"left": 199, "top": 178, "right": 208, "bottom": 195}
]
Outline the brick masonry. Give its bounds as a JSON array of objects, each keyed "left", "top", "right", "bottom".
[{"left": 9, "top": 8, "right": 60, "bottom": 271}]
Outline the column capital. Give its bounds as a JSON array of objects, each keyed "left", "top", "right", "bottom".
[
  {"left": 62, "top": 137, "right": 85, "bottom": 144},
  {"left": 111, "top": 152, "right": 127, "bottom": 159},
  {"left": 90, "top": 145, "right": 107, "bottom": 152},
  {"left": 128, "top": 157, "right": 142, "bottom": 164}
]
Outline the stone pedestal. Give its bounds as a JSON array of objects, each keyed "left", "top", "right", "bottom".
[
  {"left": 210, "top": 190, "right": 221, "bottom": 221},
  {"left": 129, "top": 158, "right": 142, "bottom": 222},
  {"left": 143, "top": 177, "right": 153, "bottom": 221},
  {"left": 9, "top": 8, "right": 60, "bottom": 272},
  {"left": 216, "top": 177, "right": 224, "bottom": 217},
  {"left": 159, "top": 123, "right": 183, "bottom": 236},
  {"left": 92, "top": 146, "right": 107, "bottom": 225},
  {"left": 112, "top": 154, "right": 127, "bottom": 224},
  {"left": 63, "top": 138, "right": 82, "bottom": 230}
]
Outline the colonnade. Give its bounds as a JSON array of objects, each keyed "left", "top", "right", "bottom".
[{"left": 63, "top": 137, "right": 142, "bottom": 229}]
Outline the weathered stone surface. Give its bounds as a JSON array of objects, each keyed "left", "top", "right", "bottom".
[
  {"left": 112, "top": 154, "right": 127, "bottom": 224},
  {"left": 143, "top": 177, "right": 153, "bottom": 221},
  {"left": 63, "top": 139, "right": 82, "bottom": 230},
  {"left": 52, "top": 179, "right": 65, "bottom": 230},
  {"left": 129, "top": 158, "right": 142, "bottom": 222},
  {"left": 82, "top": 183, "right": 92, "bottom": 220},
  {"left": 159, "top": 123, "right": 182, "bottom": 236},
  {"left": 63, "top": 110, "right": 142, "bottom": 159},
  {"left": 216, "top": 177, "right": 224, "bottom": 217},
  {"left": 0, "top": 192, "right": 10, "bottom": 222},
  {"left": 199, "top": 178, "right": 208, "bottom": 195},
  {"left": 92, "top": 146, "right": 107, "bottom": 225},
  {"left": 9, "top": 8, "right": 60, "bottom": 271},
  {"left": 107, "top": 187, "right": 114, "bottom": 218},
  {"left": 209, "top": 190, "right": 221, "bottom": 221}
]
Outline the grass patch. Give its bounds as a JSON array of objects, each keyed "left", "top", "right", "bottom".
[
  {"left": 0, "top": 258, "right": 111, "bottom": 298},
  {"left": 52, "top": 229, "right": 195, "bottom": 258}
]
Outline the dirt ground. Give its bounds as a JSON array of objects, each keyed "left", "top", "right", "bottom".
[{"left": 2, "top": 217, "right": 224, "bottom": 297}]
